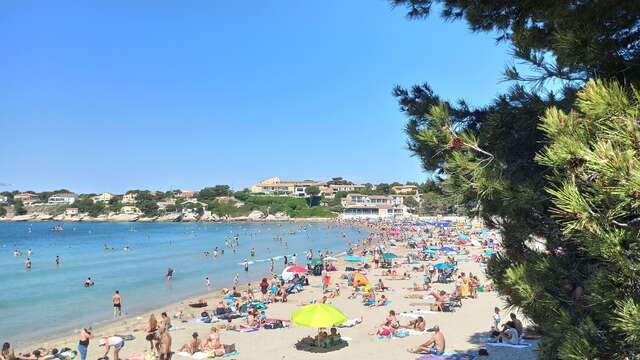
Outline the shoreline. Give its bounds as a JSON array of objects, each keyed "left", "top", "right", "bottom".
[
  {"left": 11, "top": 221, "right": 538, "bottom": 360},
  {"left": 13, "top": 224, "right": 371, "bottom": 351},
  {"left": 0, "top": 217, "right": 335, "bottom": 223}
]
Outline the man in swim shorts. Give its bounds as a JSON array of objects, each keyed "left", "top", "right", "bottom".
[{"left": 113, "top": 290, "right": 122, "bottom": 318}]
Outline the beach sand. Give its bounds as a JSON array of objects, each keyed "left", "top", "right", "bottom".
[{"left": 19, "top": 244, "right": 537, "bottom": 360}]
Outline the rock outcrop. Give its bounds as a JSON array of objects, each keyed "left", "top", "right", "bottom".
[{"left": 247, "top": 210, "right": 265, "bottom": 220}]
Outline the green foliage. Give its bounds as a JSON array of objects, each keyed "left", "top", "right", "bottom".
[
  {"left": 0, "top": 206, "right": 6, "bottom": 217},
  {"left": 198, "top": 185, "right": 231, "bottom": 202},
  {"left": 73, "top": 198, "right": 106, "bottom": 217},
  {"left": 110, "top": 201, "right": 124, "bottom": 213},
  {"left": 233, "top": 190, "right": 251, "bottom": 202},
  {"left": 184, "top": 202, "right": 204, "bottom": 216},
  {"left": 326, "top": 177, "right": 353, "bottom": 185},
  {"left": 288, "top": 208, "right": 337, "bottom": 218},
  {"left": 14, "top": 200, "right": 27, "bottom": 215},
  {"left": 137, "top": 199, "right": 159, "bottom": 217},
  {"left": 207, "top": 200, "right": 251, "bottom": 218},
  {"left": 305, "top": 186, "right": 320, "bottom": 196},
  {"left": 403, "top": 196, "right": 419, "bottom": 210}
]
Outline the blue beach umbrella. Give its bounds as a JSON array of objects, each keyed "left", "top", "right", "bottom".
[
  {"left": 344, "top": 256, "right": 365, "bottom": 263},
  {"left": 440, "top": 247, "right": 456, "bottom": 252},
  {"left": 434, "top": 263, "right": 454, "bottom": 270},
  {"left": 382, "top": 253, "right": 399, "bottom": 260},
  {"left": 424, "top": 249, "right": 437, "bottom": 254},
  {"left": 484, "top": 250, "right": 494, "bottom": 257}
]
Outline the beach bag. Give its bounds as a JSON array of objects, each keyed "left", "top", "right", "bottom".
[
  {"left": 264, "top": 320, "right": 284, "bottom": 329},
  {"left": 223, "top": 344, "right": 236, "bottom": 354}
]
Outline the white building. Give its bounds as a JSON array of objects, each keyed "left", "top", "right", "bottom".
[
  {"left": 92, "top": 192, "right": 114, "bottom": 203},
  {"left": 14, "top": 193, "right": 40, "bottom": 205},
  {"left": 0, "top": 195, "right": 7, "bottom": 204},
  {"left": 319, "top": 184, "right": 366, "bottom": 198},
  {"left": 122, "top": 193, "right": 138, "bottom": 204},
  {"left": 48, "top": 193, "right": 77, "bottom": 205},
  {"left": 340, "top": 194, "right": 408, "bottom": 219},
  {"left": 251, "top": 177, "right": 324, "bottom": 197},
  {"left": 392, "top": 184, "right": 419, "bottom": 194}
]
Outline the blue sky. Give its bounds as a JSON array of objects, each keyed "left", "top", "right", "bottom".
[{"left": 1, "top": 1, "right": 514, "bottom": 194}]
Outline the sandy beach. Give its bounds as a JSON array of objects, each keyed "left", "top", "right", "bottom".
[{"left": 16, "top": 224, "right": 537, "bottom": 360}]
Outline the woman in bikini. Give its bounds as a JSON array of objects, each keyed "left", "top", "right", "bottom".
[{"left": 145, "top": 314, "right": 159, "bottom": 353}]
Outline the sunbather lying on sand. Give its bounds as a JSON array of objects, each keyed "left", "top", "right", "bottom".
[{"left": 401, "top": 316, "right": 426, "bottom": 332}]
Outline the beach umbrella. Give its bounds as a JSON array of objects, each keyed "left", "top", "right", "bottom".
[
  {"left": 308, "top": 258, "right": 323, "bottom": 266},
  {"left": 291, "top": 304, "right": 347, "bottom": 328},
  {"left": 434, "top": 263, "right": 454, "bottom": 270},
  {"left": 483, "top": 250, "right": 494, "bottom": 257},
  {"left": 424, "top": 249, "right": 437, "bottom": 254},
  {"left": 323, "top": 256, "right": 338, "bottom": 262},
  {"left": 382, "top": 253, "right": 399, "bottom": 260},
  {"left": 284, "top": 265, "right": 308, "bottom": 273},
  {"left": 352, "top": 272, "right": 369, "bottom": 287},
  {"left": 282, "top": 265, "right": 308, "bottom": 281},
  {"left": 440, "top": 247, "right": 455, "bottom": 252},
  {"left": 344, "top": 255, "right": 365, "bottom": 263}
]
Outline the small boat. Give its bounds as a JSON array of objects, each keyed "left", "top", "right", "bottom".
[
  {"left": 49, "top": 225, "right": 64, "bottom": 232},
  {"left": 188, "top": 300, "right": 208, "bottom": 308}
]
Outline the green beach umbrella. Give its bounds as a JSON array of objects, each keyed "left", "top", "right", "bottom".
[
  {"left": 291, "top": 304, "right": 347, "bottom": 328},
  {"left": 382, "top": 253, "right": 399, "bottom": 260},
  {"left": 308, "top": 258, "right": 323, "bottom": 266}
]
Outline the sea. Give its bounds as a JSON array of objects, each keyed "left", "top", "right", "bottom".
[{"left": 0, "top": 221, "right": 366, "bottom": 344}]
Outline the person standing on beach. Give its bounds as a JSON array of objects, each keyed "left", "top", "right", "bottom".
[
  {"left": 113, "top": 290, "right": 122, "bottom": 318},
  {"left": 159, "top": 325, "right": 172, "bottom": 360},
  {"left": 77, "top": 327, "right": 92, "bottom": 360},
  {"left": 233, "top": 274, "right": 239, "bottom": 287},
  {"left": 269, "top": 258, "right": 275, "bottom": 273}
]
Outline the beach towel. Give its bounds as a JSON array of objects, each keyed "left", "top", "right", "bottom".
[
  {"left": 486, "top": 342, "right": 531, "bottom": 349},
  {"left": 414, "top": 352, "right": 466, "bottom": 360},
  {"left": 339, "top": 318, "right": 362, "bottom": 328},
  {"left": 228, "top": 327, "right": 259, "bottom": 333}
]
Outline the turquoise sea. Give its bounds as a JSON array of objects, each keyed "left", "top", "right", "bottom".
[{"left": 0, "top": 222, "right": 365, "bottom": 345}]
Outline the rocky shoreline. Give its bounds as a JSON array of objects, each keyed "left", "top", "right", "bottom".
[{"left": 0, "top": 210, "right": 334, "bottom": 223}]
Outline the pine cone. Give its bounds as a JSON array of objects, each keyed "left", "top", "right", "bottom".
[{"left": 450, "top": 137, "right": 464, "bottom": 150}]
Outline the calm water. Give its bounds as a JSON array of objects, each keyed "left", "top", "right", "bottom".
[{"left": 0, "top": 222, "right": 365, "bottom": 344}]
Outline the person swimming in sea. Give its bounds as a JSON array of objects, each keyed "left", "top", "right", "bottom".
[
  {"left": 84, "top": 277, "right": 94, "bottom": 287},
  {"left": 24, "top": 257, "right": 32, "bottom": 270},
  {"left": 166, "top": 268, "right": 174, "bottom": 281},
  {"left": 243, "top": 259, "right": 249, "bottom": 272},
  {"left": 55, "top": 255, "right": 61, "bottom": 267}
]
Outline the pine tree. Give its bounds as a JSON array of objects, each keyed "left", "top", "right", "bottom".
[{"left": 389, "top": 1, "right": 640, "bottom": 358}]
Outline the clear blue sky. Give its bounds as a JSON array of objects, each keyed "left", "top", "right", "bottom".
[{"left": 1, "top": 1, "right": 514, "bottom": 194}]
